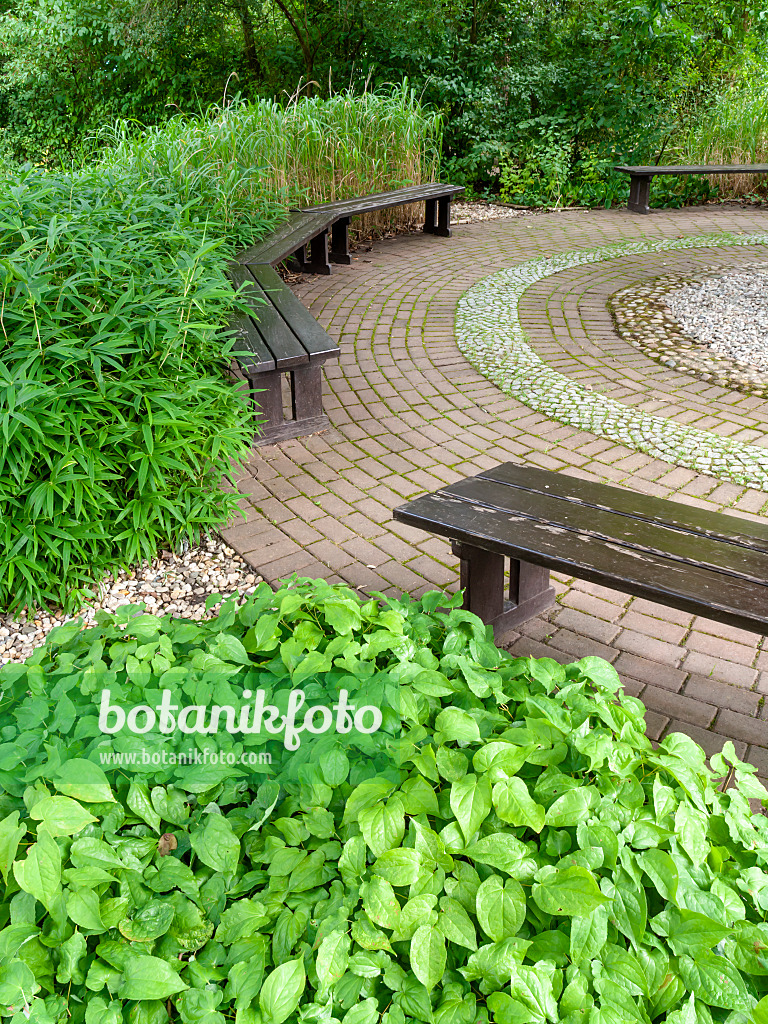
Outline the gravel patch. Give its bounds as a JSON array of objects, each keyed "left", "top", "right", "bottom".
[
  {"left": 610, "top": 268, "right": 768, "bottom": 398},
  {"left": 666, "top": 265, "right": 768, "bottom": 369},
  {"left": 0, "top": 536, "right": 263, "bottom": 665},
  {"left": 452, "top": 201, "right": 539, "bottom": 224}
]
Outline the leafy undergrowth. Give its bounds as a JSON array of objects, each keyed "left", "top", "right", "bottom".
[
  {"left": 0, "top": 165, "right": 286, "bottom": 614},
  {"left": 2, "top": 578, "right": 768, "bottom": 1024}
]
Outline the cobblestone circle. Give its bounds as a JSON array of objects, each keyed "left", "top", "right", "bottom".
[{"left": 456, "top": 232, "right": 768, "bottom": 490}]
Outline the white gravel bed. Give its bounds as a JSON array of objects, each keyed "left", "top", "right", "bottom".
[
  {"left": 452, "top": 201, "right": 539, "bottom": 224},
  {"left": 665, "top": 265, "right": 768, "bottom": 370},
  {"left": 0, "top": 536, "right": 262, "bottom": 665}
]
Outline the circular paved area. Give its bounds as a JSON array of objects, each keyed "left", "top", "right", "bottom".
[{"left": 222, "top": 205, "right": 768, "bottom": 777}]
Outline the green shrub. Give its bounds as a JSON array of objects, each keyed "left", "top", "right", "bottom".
[
  {"left": 0, "top": 164, "right": 284, "bottom": 614},
  {"left": 1, "top": 89, "right": 442, "bottom": 615},
  {"left": 3, "top": 577, "right": 768, "bottom": 1022}
]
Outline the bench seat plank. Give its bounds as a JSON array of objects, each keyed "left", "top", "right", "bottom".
[
  {"left": 395, "top": 488, "right": 768, "bottom": 632},
  {"left": 227, "top": 263, "right": 307, "bottom": 369},
  {"left": 297, "top": 183, "right": 465, "bottom": 217},
  {"left": 228, "top": 313, "right": 274, "bottom": 375},
  {"left": 235, "top": 211, "right": 333, "bottom": 267},
  {"left": 445, "top": 475, "right": 768, "bottom": 586},
  {"left": 616, "top": 164, "right": 768, "bottom": 176},
  {"left": 247, "top": 265, "right": 339, "bottom": 360},
  {"left": 477, "top": 462, "right": 768, "bottom": 552}
]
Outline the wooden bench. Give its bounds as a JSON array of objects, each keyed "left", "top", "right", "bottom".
[
  {"left": 235, "top": 183, "right": 465, "bottom": 276},
  {"left": 616, "top": 164, "right": 768, "bottom": 214},
  {"left": 227, "top": 263, "right": 340, "bottom": 445},
  {"left": 394, "top": 462, "right": 768, "bottom": 638},
  {"left": 228, "top": 181, "right": 464, "bottom": 444}
]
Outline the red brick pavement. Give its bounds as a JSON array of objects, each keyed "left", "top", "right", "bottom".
[{"left": 221, "top": 205, "right": 768, "bottom": 770}]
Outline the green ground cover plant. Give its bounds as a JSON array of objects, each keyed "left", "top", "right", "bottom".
[{"left": 3, "top": 577, "right": 768, "bottom": 1022}]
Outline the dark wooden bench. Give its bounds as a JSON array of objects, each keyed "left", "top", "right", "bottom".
[
  {"left": 616, "top": 164, "right": 768, "bottom": 214},
  {"left": 227, "top": 263, "right": 340, "bottom": 444},
  {"left": 228, "top": 181, "right": 464, "bottom": 444},
  {"left": 394, "top": 462, "right": 768, "bottom": 638},
  {"left": 235, "top": 183, "right": 465, "bottom": 276}
]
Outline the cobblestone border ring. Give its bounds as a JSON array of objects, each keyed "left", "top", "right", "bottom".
[{"left": 456, "top": 232, "right": 768, "bottom": 492}]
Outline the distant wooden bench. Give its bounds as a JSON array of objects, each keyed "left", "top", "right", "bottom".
[
  {"left": 616, "top": 164, "right": 768, "bottom": 214},
  {"left": 229, "top": 182, "right": 464, "bottom": 444},
  {"left": 227, "top": 263, "right": 340, "bottom": 444},
  {"left": 235, "top": 183, "right": 465, "bottom": 275},
  {"left": 394, "top": 462, "right": 768, "bottom": 638}
]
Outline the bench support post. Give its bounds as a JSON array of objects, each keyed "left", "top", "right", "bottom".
[
  {"left": 452, "top": 541, "right": 556, "bottom": 637},
  {"left": 424, "top": 196, "right": 452, "bottom": 236},
  {"left": 304, "top": 230, "right": 332, "bottom": 275},
  {"left": 331, "top": 217, "right": 352, "bottom": 264},
  {"left": 435, "top": 196, "right": 452, "bottom": 237},
  {"left": 291, "top": 363, "right": 325, "bottom": 422},
  {"left": 249, "top": 370, "right": 284, "bottom": 433},
  {"left": 251, "top": 364, "right": 330, "bottom": 445},
  {"left": 628, "top": 174, "right": 652, "bottom": 214},
  {"left": 423, "top": 197, "right": 437, "bottom": 234}
]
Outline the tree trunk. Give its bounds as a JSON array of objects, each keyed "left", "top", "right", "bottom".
[{"left": 234, "top": 0, "right": 263, "bottom": 79}]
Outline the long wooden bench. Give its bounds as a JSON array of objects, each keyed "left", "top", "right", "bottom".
[
  {"left": 229, "top": 182, "right": 464, "bottom": 443},
  {"left": 235, "top": 182, "right": 465, "bottom": 275},
  {"left": 227, "top": 263, "right": 340, "bottom": 444},
  {"left": 616, "top": 164, "right": 768, "bottom": 214},
  {"left": 394, "top": 462, "right": 768, "bottom": 638}
]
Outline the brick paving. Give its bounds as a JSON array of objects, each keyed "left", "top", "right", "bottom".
[{"left": 221, "top": 205, "right": 768, "bottom": 773}]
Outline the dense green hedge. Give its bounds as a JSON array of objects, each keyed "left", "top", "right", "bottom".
[
  {"left": 0, "top": 164, "right": 284, "bottom": 613},
  {"left": 3, "top": 579, "right": 768, "bottom": 1022}
]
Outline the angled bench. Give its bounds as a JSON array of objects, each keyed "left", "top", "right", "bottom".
[
  {"left": 616, "top": 164, "right": 768, "bottom": 214},
  {"left": 394, "top": 462, "right": 768, "bottom": 638},
  {"left": 229, "top": 182, "right": 464, "bottom": 444},
  {"left": 292, "top": 183, "right": 466, "bottom": 270},
  {"left": 227, "top": 263, "right": 340, "bottom": 444},
  {"left": 235, "top": 182, "right": 465, "bottom": 276}
]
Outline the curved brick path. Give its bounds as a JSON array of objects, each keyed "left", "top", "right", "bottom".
[{"left": 222, "top": 205, "right": 768, "bottom": 773}]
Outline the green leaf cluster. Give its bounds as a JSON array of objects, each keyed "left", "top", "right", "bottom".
[
  {"left": 0, "top": 162, "right": 284, "bottom": 613},
  {"left": 3, "top": 578, "right": 768, "bottom": 1024}
]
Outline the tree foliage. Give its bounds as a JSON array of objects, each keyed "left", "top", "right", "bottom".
[{"left": 1, "top": 0, "right": 766, "bottom": 194}]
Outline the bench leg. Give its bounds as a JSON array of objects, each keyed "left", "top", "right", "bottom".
[
  {"left": 452, "top": 542, "right": 556, "bottom": 638},
  {"left": 288, "top": 244, "right": 306, "bottom": 273},
  {"left": 291, "top": 364, "right": 324, "bottom": 421},
  {"left": 628, "top": 174, "right": 652, "bottom": 214},
  {"left": 423, "top": 197, "right": 438, "bottom": 234},
  {"left": 249, "top": 370, "right": 284, "bottom": 435},
  {"left": 330, "top": 218, "right": 352, "bottom": 265},
  {"left": 434, "top": 196, "right": 452, "bottom": 237},
  {"left": 305, "top": 230, "right": 332, "bottom": 275}
]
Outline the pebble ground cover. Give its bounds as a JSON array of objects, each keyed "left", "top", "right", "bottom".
[
  {"left": 4, "top": 578, "right": 768, "bottom": 1024},
  {"left": 609, "top": 271, "right": 768, "bottom": 399},
  {"left": 457, "top": 232, "right": 768, "bottom": 491}
]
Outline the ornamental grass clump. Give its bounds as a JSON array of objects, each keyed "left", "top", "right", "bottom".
[
  {"left": 0, "top": 165, "right": 284, "bottom": 614},
  {"left": 684, "top": 73, "right": 768, "bottom": 198},
  {"left": 2, "top": 577, "right": 768, "bottom": 1023},
  {"left": 96, "top": 86, "right": 443, "bottom": 240}
]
